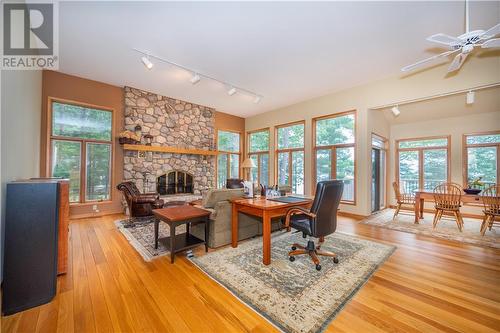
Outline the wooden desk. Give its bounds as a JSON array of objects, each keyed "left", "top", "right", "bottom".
[
  {"left": 231, "top": 197, "right": 312, "bottom": 265},
  {"left": 414, "top": 190, "right": 483, "bottom": 223},
  {"left": 153, "top": 206, "right": 211, "bottom": 263}
]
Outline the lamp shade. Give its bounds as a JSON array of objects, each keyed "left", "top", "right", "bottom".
[{"left": 241, "top": 158, "right": 257, "bottom": 168}]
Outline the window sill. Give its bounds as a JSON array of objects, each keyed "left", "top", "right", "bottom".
[
  {"left": 340, "top": 200, "right": 356, "bottom": 206},
  {"left": 70, "top": 200, "right": 113, "bottom": 207}
]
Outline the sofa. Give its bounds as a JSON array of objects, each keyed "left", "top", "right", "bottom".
[{"left": 190, "top": 188, "right": 282, "bottom": 248}]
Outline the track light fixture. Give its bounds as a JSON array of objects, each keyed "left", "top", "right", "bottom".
[
  {"left": 227, "top": 87, "right": 237, "bottom": 96},
  {"left": 190, "top": 73, "right": 201, "bottom": 85},
  {"left": 141, "top": 56, "right": 153, "bottom": 70},
  {"left": 133, "top": 48, "right": 262, "bottom": 103},
  {"left": 466, "top": 90, "right": 475, "bottom": 105},
  {"left": 391, "top": 105, "right": 401, "bottom": 117}
]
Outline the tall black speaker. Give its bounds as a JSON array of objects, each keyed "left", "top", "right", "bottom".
[{"left": 2, "top": 180, "right": 59, "bottom": 315}]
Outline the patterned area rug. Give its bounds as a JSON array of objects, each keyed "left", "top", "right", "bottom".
[
  {"left": 361, "top": 209, "right": 499, "bottom": 248},
  {"left": 115, "top": 217, "right": 186, "bottom": 261},
  {"left": 190, "top": 231, "right": 395, "bottom": 333}
]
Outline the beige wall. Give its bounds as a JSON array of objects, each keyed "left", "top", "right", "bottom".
[
  {"left": 389, "top": 111, "right": 500, "bottom": 215},
  {"left": 246, "top": 56, "right": 500, "bottom": 216},
  {"left": 1, "top": 70, "right": 43, "bottom": 279}
]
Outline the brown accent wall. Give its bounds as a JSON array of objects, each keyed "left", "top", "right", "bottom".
[
  {"left": 41, "top": 70, "right": 124, "bottom": 218},
  {"left": 41, "top": 70, "right": 246, "bottom": 218}
]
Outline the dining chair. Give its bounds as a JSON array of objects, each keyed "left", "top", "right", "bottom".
[
  {"left": 392, "top": 182, "right": 416, "bottom": 220},
  {"left": 433, "top": 183, "right": 464, "bottom": 232},
  {"left": 480, "top": 185, "right": 500, "bottom": 236}
]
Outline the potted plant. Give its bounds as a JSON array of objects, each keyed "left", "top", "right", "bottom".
[{"left": 464, "top": 177, "right": 484, "bottom": 195}]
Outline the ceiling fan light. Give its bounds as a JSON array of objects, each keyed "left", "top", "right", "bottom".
[
  {"left": 391, "top": 106, "right": 401, "bottom": 117},
  {"left": 466, "top": 91, "right": 475, "bottom": 104},
  {"left": 141, "top": 56, "right": 153, "bottom": 69},
  {"left": 190, "top": 73, "right": 201, "bottom": 84},
  {"left": 227, "top": 87, "right": 237, "bottom": 96}
]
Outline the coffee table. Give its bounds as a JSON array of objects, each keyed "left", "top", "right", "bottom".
[{"left": 153, "top": 205, "right": 211, "bottom": 263}]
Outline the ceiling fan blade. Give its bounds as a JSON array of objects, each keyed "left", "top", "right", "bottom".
[
  {"left": 482, "top": 23, "right": 500, "bottom": 39},
  {"left": 401, "top": 50, "right": 458, "bottom": 72},
  {"left": 426, "top": 33, "right": 461, "bottom": 46},
  {"left": 482, "top": 38, "right": 500, "bottom": 48},
  {"left": 447, "top": 53, "right": 468, "bottom": 72}
]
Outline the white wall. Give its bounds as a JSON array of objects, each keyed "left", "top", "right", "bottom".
[
  {"left": 0, "top": 70, "right": 42, "bottom": 280},
  {"left": 246, "top": 56, "right": 500, "bottom": 216},
  {"left": 389, "top": 111, "right": 500, "bottom": 215}
]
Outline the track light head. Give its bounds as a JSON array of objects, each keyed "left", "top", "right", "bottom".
[
  {"left": 227, "top": 87, "right": 237, "bottom": 96},
  {"left": 391, "top": 105, "right": 401, "bottom": 117},
  {"left": 253, "top": 96, "right": 261, "bottom": 104},
  {"left": 466, "top": 90, "right": 475, "bottom": 105},
  {"left": 190, "top": 73, "right": 201, "bottom": 85},
  {"left": 141, "top": 56, "right": 153, "bottom": 69}
]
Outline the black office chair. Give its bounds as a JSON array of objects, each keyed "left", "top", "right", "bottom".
[{"left": 284, "top": 180, "right": 344, "bottom": 271}]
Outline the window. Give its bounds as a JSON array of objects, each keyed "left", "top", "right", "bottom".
[
  {"left": 217, "top": 130, "right": 241, "bottom": 188},
  {"left": 396, "top": 136, "right": 449, "bottom": 193},
  {"left": 313, "top": 112, "right": 356, "bottom": 202},
  {"left": 371, "top": 134, "right": 387, "bottom": 212},
  {"left": 464, "top": 132, "right": 500, "bottom": 189},
  {"left": 275, "top": 122, "right": 304, "bottom": 194},
  {"left": 50, "top": 100, "right": 113, "bottom": 203},
  {"left": 248, "top": 129, "right": 270, "bottom": 185}
]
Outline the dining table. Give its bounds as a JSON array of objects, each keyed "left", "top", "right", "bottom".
[{"left": 413, "top": 190, "right": 484, "bottom": 223}]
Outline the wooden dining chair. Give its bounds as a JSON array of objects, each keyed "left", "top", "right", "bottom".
[
  {"left": 433, "top": 183, "right": 464, "bottom": 232},
  {"left": 392, "top": 182, "right": 416, "bottom": 220},
  {"left": 480, "top": 185, "right": 500, "bottom": 236}
]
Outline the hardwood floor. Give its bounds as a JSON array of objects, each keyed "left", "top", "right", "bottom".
[{"left": 2, "top": 213, "right": 500, "bottom": 333}]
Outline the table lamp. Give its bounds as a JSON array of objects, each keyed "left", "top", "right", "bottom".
[{"left": 241, "top": 158, "right": 257, "bottom": 181}]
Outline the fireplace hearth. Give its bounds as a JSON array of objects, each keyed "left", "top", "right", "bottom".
[{"left": 157, "top": 171, "right": 194, "bottom": 195}]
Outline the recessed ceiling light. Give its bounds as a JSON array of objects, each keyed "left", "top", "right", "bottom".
[
  {"left": 141, "top": 56, "right": 153, "bottom": 70},
  {"left": 227, "top": 87, "right": 237, "bottom": 96},
  {"left": 253, "top": 96, "right": 261, "bottom": 103},
  {"left": 391, "top": 106, "right": 401, "bottom": 117},
  {"left": 190, "top": 73, "right": 201, "bottom": 85}
]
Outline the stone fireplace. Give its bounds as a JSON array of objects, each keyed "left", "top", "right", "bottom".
[
  {"left": 157, "top": 171, "right": 194, "bottom": 195},
  {"left": 122, "top": 87, "right": 216, "bottom": 196}
]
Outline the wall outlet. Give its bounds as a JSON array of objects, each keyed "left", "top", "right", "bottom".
[{"left": 92, "top": 204, "right": 99, "bottom": 213}]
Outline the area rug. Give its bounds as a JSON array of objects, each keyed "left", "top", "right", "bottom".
[
  {"left": 115, "top": 217, "right": 185, "bottom": 261},
  {"left": 360, "top": 209, "right": 499, "bottom": 248},
  {"left": 190, "top": 231, "right": 395, "bottom": 333}
]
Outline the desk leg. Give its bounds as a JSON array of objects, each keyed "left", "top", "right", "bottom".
[
  {"left": 154, "top": 218, "right": 159, "bottom": 249},
  {"left": 262, "top": 211, "right": 271, "bottom": 265},
  {"left": 170, "top": 225, "right": 175, "bottom": 264},
  {"left": 204, "top": 217, "right": 209, "bottom": 253},
  {"left": 419, "top": 198, "right": 424, "bottom": 220},
  {"left": 231, "top": 203, "right": 238, "bottom": 248},
  {"left": 414, "top": 194, "right": 419, "bottom": 224}
]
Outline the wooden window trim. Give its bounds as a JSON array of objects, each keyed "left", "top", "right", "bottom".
[
  {"left": 371, "top": 132, "right": 389, "bottom": 210},
  {"left": 312, "top": 110, "right": 357, "bottom": 205},
  {"left": 247, "top": 128, "right": 271, "bottom": 185},
  {"left": 274, "top": 121, "right": 305, "bottom": 192},
  {"left": 216, "top": 129, "right": 242, "bottom": 187},
  {"left": 395, "top": 135, "right": 451, "bottom": 192},
  {"left": 462, "top": 131, "right": 500, "bottom": 188},
  {"left": 47, "top": 97, "right": 114, "bottom": 205}
]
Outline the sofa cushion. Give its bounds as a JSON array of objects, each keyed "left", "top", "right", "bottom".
[{"left": 202, "top": 188, "right": 244, "bottom": 208}]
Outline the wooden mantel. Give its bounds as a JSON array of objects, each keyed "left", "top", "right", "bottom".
[{"left": 122, "top": 144, "right": 218, "bottom": 156}]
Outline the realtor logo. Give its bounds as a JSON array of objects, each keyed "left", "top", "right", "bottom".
[{"left": 2, "top": 2, "right": 58, "bottom": 69}]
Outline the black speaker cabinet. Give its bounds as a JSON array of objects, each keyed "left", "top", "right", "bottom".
[{"left": 2, "top": 180, "right": 60, "bottom": 315}]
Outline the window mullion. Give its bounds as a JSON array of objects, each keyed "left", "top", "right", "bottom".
[
  {"left": 81, "top": 141, "right": 87, "bottom": 203},
  {"left": 418, "top": 149, "right": 424, "bottom": 190}
]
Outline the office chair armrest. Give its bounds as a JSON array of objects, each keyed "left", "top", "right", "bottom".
[{"left": 284, "top": 207, "right": 316, "bottom": 228}]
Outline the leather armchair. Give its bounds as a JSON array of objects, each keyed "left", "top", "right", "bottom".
[
  {"left": 285, "top": 180, "right": 344, "bottom": 271},
  {"left": 226, "top": 178, "right": 244, "bottom": 189},
  {"left": 117, "top": 181, "right": 164, "bottom": 217}
]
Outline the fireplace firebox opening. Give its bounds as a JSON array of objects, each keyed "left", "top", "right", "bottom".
[{"left": 157, "top": 171, "right": 194, "bottom": 195}]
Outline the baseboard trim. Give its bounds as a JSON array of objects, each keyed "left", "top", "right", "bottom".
[
  {"left": 70, "top": 209, "right": 124, "bottom": 220},
  {"left": 338, "top": 211, "right": 368, "bottom": 220}
]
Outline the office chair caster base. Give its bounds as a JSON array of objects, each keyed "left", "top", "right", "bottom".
[
  {"left": 291, "top": 246, "right": 296, "bottom": 251},
  {"left": 333, "top": 257, "right": 339, "bottom": 264},
  {"left": 289, "top": 256, "right": 295, "bottom": 262},
  {"left": 315, "top": 264, "right": 321, "bottom": 271}
]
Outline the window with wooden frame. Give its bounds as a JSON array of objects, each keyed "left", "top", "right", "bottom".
[
  {"left": 217, "top": 129, "right": 241, "bottom": 188},
  {"left": 275, "top": 121, "right": 305, "bottom": 194},
  {"left": 248, "top": 129, "right": 270, "bottom": 185},
  {"left": 371, "top": 133, "right": 388, "bottom": 211},
  {"left": 463, "top": 132, "right": 500, "bottom": 190},
  {"left": 313, "top": 111, "right": 356, "bottom": 203},
  {"left": 396, "top": 136, "right": 450, "bottom": 193},
  {"left": 49, "top": 99, "right": 113, "bottom": 203}
]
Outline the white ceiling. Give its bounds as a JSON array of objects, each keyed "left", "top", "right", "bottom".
[{"left": 58, "top": 1, "right": 500, "bottom": 117}]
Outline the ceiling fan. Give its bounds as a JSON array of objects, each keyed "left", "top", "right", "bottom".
[{"left": 402, "top": 0, "right": 500, "bottom": 73}]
